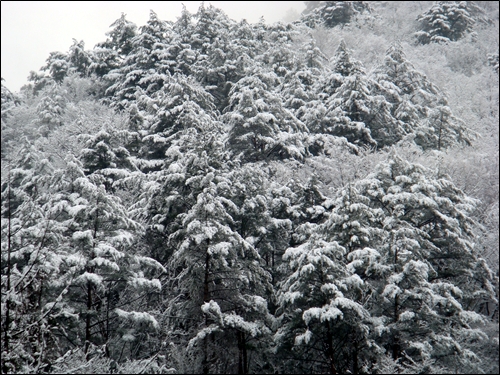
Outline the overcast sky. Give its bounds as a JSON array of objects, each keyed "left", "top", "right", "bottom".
[{"left": 1, "top": 1, "right": 306, "bottom": 93}]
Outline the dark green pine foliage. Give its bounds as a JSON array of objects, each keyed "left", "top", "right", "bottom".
[
  {"left": 224, "top": 69, "right": 307, "bottom": 163},
  {"left": 191, "top": 5, "right": 249, "bottom": 112},
  {"left": 40, "top": 51, "right": 70, "bottom": 84},
  {"left": 414, "top": 1, "right": 490, "bottom": 44},
  {"left": 258, "top": 22, "right": 300, "bottom": 78},
  {"left": 105, "top": 10, "right": 173, "bottom": 109},
  {"left": 301, "top": 1, "right": 372, "bottom": 29},
  {"left": 137, "top": 73, "right": 219, "bottom": 170},
  {"left": 373, "top": 42, "right": 473, "bottom": 150},
  {"left": 276, "top": 213, "right": 369, "bottom": 374},
  {"left": 331, "top": 155, "right": 497, "bottom": 372},
  {"left": 68, "top": 39, "right": 92, "bottom": 77},
  {"left": 88, "top": 14, "right": 137, "bottom": 79},
  {"left": 79, "top": 128, "right": 138, "bottom": 191}
]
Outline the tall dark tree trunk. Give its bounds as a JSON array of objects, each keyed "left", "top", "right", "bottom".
[
  {"left": 437, "top": 110, "right": 444, "bottom": 151},
  {"left": 203, "top": 240, "right": 210, "bottom": 375},
  {"left": 85, "top": 202, "right": 99, "bottom": 356},
  {"left": 392, "top": 235, "right": 401, "bottom": 361},
  {"left": 85, "top": 281, "right": 92, "bottom": 355},
  {"left": 3, "top": 167, "right": 12, "bottom": 373},
  {"left": 326, "top": 322, "right": 337, "bottom": 374},
  {"left": 237, "top": 331, "right": 248, "bottom": 375},
  {"left": 352, "top": 340, "right": 359, "bottom": 374}
]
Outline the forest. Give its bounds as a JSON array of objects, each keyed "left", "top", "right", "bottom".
[{"left": 1, "top": 1, "right": 499, "bottom": 374}]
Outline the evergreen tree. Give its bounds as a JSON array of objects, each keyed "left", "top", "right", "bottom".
[
  {"left": 105, "top": 10, "right": 174, "bottom": 108},
  {"left": 40, "top": 51, "right": 70, "bottom": 84},
  {"left": 138, "top": 73, "right": 219, "bottom": 169},
  {"left": 224, "top": 70, "right": 307, "bottom": 162},
  {"left": 281, "top": 38, "right": 327, "bottom": 123},
  {"left": 1, "top": 145, "right": 63, "bottom": 373},
  {"left": 276, "top": 223, "right": 369, "bottom": 374},
  {"left": 415, "top": 1, "right": 483, "bottom": 44},
  {"left": 136, "top": 116, "right": 273, "bottom": 373},
  {"left": 373, "top": 42, "right": 473, "bottom": 150},
  {"left": 301, "top": 1, "right": 372, "bottom": 29},
  {"left": 68, "top": 39, "right": 92, "bottom": 77},
  {"left": 36, "top": 83, "right": 67, "bottom": 135},
  {"left": 170, "top": 172, "right": 273, "bottom": 374},
  {"left": 99, "top": 13, "right": 137, "bottom": 58},
  {"left": 258, "top": 22, "right": 300, "bottom": 78},
  {"left": 329, "top": 155, "right": 496, "bottom": 372}
]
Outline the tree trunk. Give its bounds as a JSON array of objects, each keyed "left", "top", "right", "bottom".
[
  {"left": 203, "top": 240, "right": 211, "bottom": 375},
  {"left": 326, "top": 322, "right": 337, "bottom": 374},
  {"left": 3, "top": 167, "right": 12, "bottom": 373},
  {"left": 237, "top": 331, "right": 248, "bottom": 375},
  {"left": 204, "top": 245, "right": 210, "bottom": 303},
  {"left": 85, "top": 203, "right": 99, "bottom": 356},
  {"left": 85, "top": 281, "right": 92, "bottom": 355},
  {"left": 392, "top": 294, "right": 400, "bottom": 360}
]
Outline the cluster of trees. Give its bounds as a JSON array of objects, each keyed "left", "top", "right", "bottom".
[{"left": 1, "top": 1, "right": 498, "bottom": 374}]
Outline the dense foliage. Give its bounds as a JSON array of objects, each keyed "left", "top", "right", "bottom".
[{"left": 2, "top": 1, "right": 498, "bottom": 374}]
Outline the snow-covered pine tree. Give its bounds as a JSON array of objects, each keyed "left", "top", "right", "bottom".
[
  {"left": 373, "top": 42, "right": 473, "bottom": 150},
  {"left": 1, "top": 145, "right": 64, "bottom": 373},
  {"left": 0, "top": 136, "right": 164, "bottom": 368},
  {"left": 104, "top": 10, "right": 173, "bottom": 109},
  {"left": 169, "top": 171, "right": 273, "bottom": 374},
  {"left": 98, "top": 13, "right": 137, "bottom": 58},
  {"left": 275, "top": 220, "right": 369, "bottom": 374},
  {"left": 331, "top": 154, "right": 497, "bottom": 372},
  {"left": 39, "top": 51, "right": 70, "bottom": 84},
  {"left": 137, "top": 73, "right": 219, "bottom": 171},
  {"left": 302, "top": 40, "right": 402, "bottom": 150},
  {"left": 68, "top": 39, "right": 92, "bottom": 78},
  {"left": 257, "top": 22, "right": 301, "bottom": 79},
  {"left": 415, "top": 1, "right": 489, "bottom": 44},
  {"left": 35, "top": 83, "right": 67, "bottom": 135},
  {"left": 136, "top": 113, "right": 273, "bottom": 373},
  {"left": 301, "top": 1, "right": 372, "bottom": 29},
  {"left": 223, "top": 69, "right": 307, "bottom": 162},
  {"left": 281, "top": 38, "right": 327, "bottom": 124},
  {"left": 87, "top": 14, "right": 137, "bottom": 81},
  {"left": 190, "top": 3, "right": 233, "bottom": 55},
  {"left": 43, "top": 153, "right": 163, "bottom": 360},
  {"left": 79, "top": 128, "right": 138, "bottom": 192}
]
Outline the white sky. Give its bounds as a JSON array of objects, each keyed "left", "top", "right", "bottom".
[{"left": 1, "top": 1, "right": 306, "bottom": 93}]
